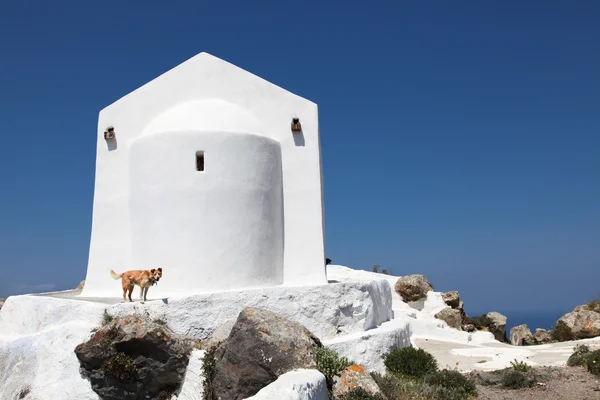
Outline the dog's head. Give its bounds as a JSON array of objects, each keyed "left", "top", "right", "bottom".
[{"left": 150, "top": 267, "right": 163, "bottom": 283}]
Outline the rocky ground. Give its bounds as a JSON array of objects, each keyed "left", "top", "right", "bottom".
[{"left": 476, "top": 366, "right": 600, "bottom": 400}]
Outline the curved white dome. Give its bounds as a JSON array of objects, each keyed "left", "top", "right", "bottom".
[{"left": 141, "top": 98, "right": 265, "bottom": 136}]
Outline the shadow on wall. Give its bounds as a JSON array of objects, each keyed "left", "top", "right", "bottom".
[
  {"left": 293, "top": 132, "right": 305, "bottom": 147},
  {"left": 106, "top": 138, "right": 118, "bottom": 151}
]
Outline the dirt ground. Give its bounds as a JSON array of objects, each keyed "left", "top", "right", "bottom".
[{"left": 476, "top": 366, "right": 600, "bottom": 400}]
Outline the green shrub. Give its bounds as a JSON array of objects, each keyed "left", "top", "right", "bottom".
[
  {"left": 567, "top": 344, "right": 591, "bottom": 367},
  {"left": 384, "top": 347, "right": 438, "bottom": 378},
  {"left": 101, "top": 352, "right": 138, "bottom": 381},
  {"left": 501, "top": 370, "right": 535, "bottom": 389},
  {"left": 510, "top": 359, "right": 531, "bottom": 372},
  {"left": 370, "top": 373, "right": 428, "bottom": 400},
  {"left": 202, "top": 345, "right": 219, "bottom": 400},
  {"left": 587, "top": 297, "right": 600, "bottom": 313},
  {"left": 586, "top": 350, "right": 600, "bottom": 376},
  {"left": 421, "top": 384, "right": 475, "bottom": 400},
  {"left": 423, "top": 369, "right": 477, "bottom": 397},
  {"left": 315, "top": 347, "right": 351, "bottom": 389},
  {"left": 465, "top": 314, "right": 493, "bottom": 330},
  {"left": 338, "top": 387, "right": 386, "bottom": 400}
]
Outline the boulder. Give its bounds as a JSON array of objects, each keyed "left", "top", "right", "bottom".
[
  {"left": 462, "top": 324, "right": 476, "bottom": 333},
  {"left": 441, "top": 291, "right": 461, "bottom": 309},
  {"left": 76, "top": 280, "right": 85, "bottom": 290},
  {"left": 249, "top": 369, "right": 328, "bottom": 400},
  {"left": 533, "top": 328, "right": 553, "bottom": 344},
  {"left": 487, "top": 312, "right": 508, "bottom": 343},
  {"left": 0, "top": 298, "right": 4, "bottom": 312},
  {"left": 333, "top": 365, "right": 383, "bottom": 398},
  {"left": 434, "top": 308, "right": 462, "bottom": 330},
  {"left": 395, "top": 275, "right": 433, "bottom": 302},
  {"left": 210, "top": 307, "right": 322, "bottom": 399},
  {"left": 554, "top": 310, "right": 600, "bottom": 341},
  {"left": 75, "top": 315, "right": 193, "bottom": 400},
  {"left": 510, "top": 324, "right": 535, "bottom": 346}
]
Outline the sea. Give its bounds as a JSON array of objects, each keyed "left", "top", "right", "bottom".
[{"left": 466, "top": 309, "right": 570, "bottom": 333}]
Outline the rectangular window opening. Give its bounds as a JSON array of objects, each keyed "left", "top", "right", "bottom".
[{"left": 196, "top": 151, "right": 205, "bottom": 171}]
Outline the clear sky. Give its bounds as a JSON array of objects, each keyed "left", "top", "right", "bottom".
[{"left": 0, "top": 1, "right": 598, "bottom": 315}]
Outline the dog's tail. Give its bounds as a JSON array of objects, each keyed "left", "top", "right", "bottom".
[{"left": 110, "top": 270, "right": 123, "bottom": 280}]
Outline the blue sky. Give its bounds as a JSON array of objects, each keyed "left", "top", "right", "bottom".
[{"left": 0, "top": 1, "right": 598, "bottom": 316}]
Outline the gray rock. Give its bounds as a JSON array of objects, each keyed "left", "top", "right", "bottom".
[
  {"left": 333, "top": 365, "right": 383, "bottom": 398},
  {"left": 198, "top": 319, "right": 236, "bottom": 350},
  {"left": 487, "top": 312, "right": 508, "bottom": 343},
  {"left": 554, "top": 310, "right": 600, "bottom": 341},
  {"left": 442, "top": 291, "right": 461, "bottom": 309},
  {"left": 435, "top": 308, "right": 462, "bottom": 330},
  {"left": 510, "top": 324, "right": 535, "bottom": 346},
  {"left": 76, "top": 280, "right": 85, "bottom": 290},
  {"left": 395, "top": 275, "right": 433, "bottom": 302},
  {"left": 533, "top": 328, "right": 553, "bottom": 344},
  {"left": 74, "top": 316, "right": 193, "bottom": 400},
  {"left": 462, "top": 324, "right": 476, "bottom": 332},
  {"left": 211, "top": 307, "right": 322, "bottom": 400},
  {"left": 0, "top": 298, "right": 4, "bottom": 312}
]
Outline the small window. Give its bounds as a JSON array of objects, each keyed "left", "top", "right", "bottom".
[{"left": 196, "top": 152, "right": 204, "bottom": 171}]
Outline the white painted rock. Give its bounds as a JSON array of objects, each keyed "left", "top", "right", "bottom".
[
  {"left": 0, "top": 296, "right": 106, "bottom": 400},
  {"left": 106, "top": 280, "right": 393, "bottom": 341},
  {"left": 247, "top": 369, "right": 328, "bottom": 400},
  {"left": 324, "top": 319, "right": 411, "bottom": 374}
]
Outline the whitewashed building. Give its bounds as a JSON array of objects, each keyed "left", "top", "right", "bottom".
[{"left": 81, "top": 53, "right": 327, "bottom": 297}]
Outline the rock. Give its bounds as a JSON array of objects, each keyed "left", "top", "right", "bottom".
[
  {"left": 76, "top": 280, "right": 85, "bottom": 290},
  {"left": 74, "top": 315, "right": 193, "bottom": 400},
  {"left": 0, "top": 298, "right": 4, "bottom": 312},
  {"left": 198, "top": 319, "right": 236, "bottom": 350},
  {"left": 533, "top": 328, "right": 553, "bottom": 344},
  {"left": 210, "top": 307, "right": 322, "bottom": 399},
  {"left": 554, "top": 310, "right": 600, "bottom": 341},
  {"left": 333, "top": 365, "right": 383, "bottom": 398},
  {"left": 510, "top": 324, "right": 535, "bottom": 346},
  {"left": 462, "top": 324, "right": 476, "bottom": 333},
  {"left": 325, "top": 319, "right": 411, "bottom": 374},
  {"left": 248, "top": 369, "right": 329, "bottom": 400},
  {"left": 395, "top": 274, "right": 433, "bottom": 302},
  {"left": 441, "top": 291, "right": 461, "bottom": 309},
  {"left": 434, "top": 308, "right": 462, "bottom": 330},
  {"left": 487, "top": 312, "right": 508, "bottom": 343}
]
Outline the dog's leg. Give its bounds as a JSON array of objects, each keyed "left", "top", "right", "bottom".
[
  {"left": 127, "top": 286, "right": 134, "bottom": 302},
  {"left": 139, "top": 286, "right": 144, "bottom": 301},
  {"left": 143, "top": 286, "right": 149, "bottom": 302},
  {"left": 122, "top": 287, "right": 127, "bottom": 302}
]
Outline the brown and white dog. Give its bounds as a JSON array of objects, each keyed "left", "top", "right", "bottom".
[{"left": 110, "top": 268, "right": 163, "bottom": 302}]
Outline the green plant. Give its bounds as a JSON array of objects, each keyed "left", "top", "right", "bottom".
[
  {"left": 372, "top": 265, "right": 381, "bottom": 273},
  {"left": 501, "top": 370, "right": 535, "bottom": 389},
  {"left": 338, "top": 387, "right": 386, "bottom": 400},
  {"left": 101, "top": 352, "right": 138, "bottom": 381},
  {"left": 202, "top": 345, "right": 219, "bottom": 400},
  {"left": 370, "top": 373, "right": 428, "bottom": 400},
  {"left": 587, "top": 350, "right": 600, "bottom": 376},
  {"left": 423, "top": 369, "right": 477, "bottom": 397},
  {"left": 510, "top": 359, "right": 532, "bottom": 372},
  {"left": 465, "top": 314, "right": 493, "bottom": 330},
  {"left": 587, "top": 297, "right": 600, "bottom": 313},
  {"left": 421, "top": 384, "right": 475, "bottom": 400},
  {"left": 567, "top": 344, "right": 591, "bottom": 367},
  {"left": 384, "top": 347, "right": 438, "bottom": 378},
  {"left": 315, "top": 347, "right": 351, "bottom": 390}
]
